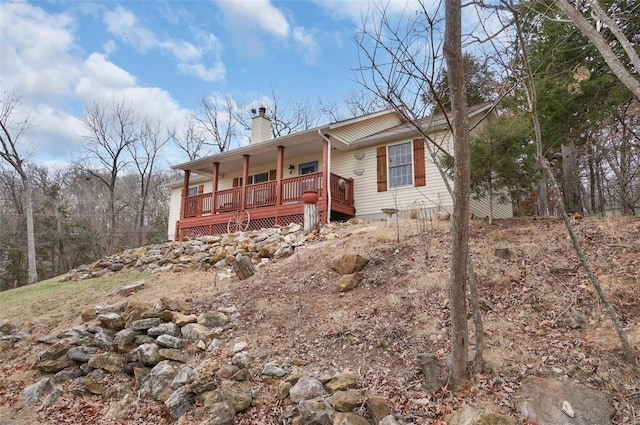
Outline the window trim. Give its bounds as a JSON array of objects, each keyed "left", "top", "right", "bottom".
[{"left": 387, "top": 141, "right": 414, "bottom": 189}]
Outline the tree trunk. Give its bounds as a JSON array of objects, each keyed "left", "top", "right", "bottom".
[
  {"left": 303, "top": 203, "right": 320, "bottom": 234},
  {"left": 22, "top": 176, "right": 38, "bottom": 284},
  {"left": 444, "top": 0, "right": 470, "bottom": 390},
  {"left": 488, "top": 175, "right": 493, "bottom": 225},
  {"left": 561, "top": 142, "right": 582, "bottom": 214}
]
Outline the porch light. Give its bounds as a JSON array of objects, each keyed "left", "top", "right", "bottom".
[{"left": 289, "top": 164, "right": 295, "bottom": 174}]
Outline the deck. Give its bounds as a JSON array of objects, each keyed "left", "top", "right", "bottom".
[{"left": 177, "top": 172, "right": 354, "bottom": 239}]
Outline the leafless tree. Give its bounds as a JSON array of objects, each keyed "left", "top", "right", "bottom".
[
  {"left": 80, "top": 97, "right": 139, "bottom": 254},
  {"left": 444, "top": 0, "right": 472, "bottom": 389},
  {"left": 354, "top": 0, "right": 488, "bottom": 386},
  {"left": 128, "top": 118, "right": 170, "bottom": 246},
  {"left": 168, "top": 117, "right": 210, "bottom": 161},
  {"left": 0, "top": 87, "right": 37, "bottom": 284},
  {"left": 193, "top": 95, "right": 238, "bottom": 152}
]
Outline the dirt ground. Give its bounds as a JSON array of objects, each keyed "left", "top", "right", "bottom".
[{"left": 1, "top": 216, "right": 639, "bottom": 424}]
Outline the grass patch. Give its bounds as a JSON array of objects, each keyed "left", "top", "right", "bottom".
[{"left": 0, "top": 272, "right": 149, "bottom": 326}]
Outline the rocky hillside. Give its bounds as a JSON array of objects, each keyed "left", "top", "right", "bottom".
[{"left": 0, "top": 216, "right": 638, "bottom": 424}]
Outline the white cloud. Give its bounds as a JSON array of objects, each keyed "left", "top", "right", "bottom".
[
  {"left": 103, "top": 5, "right": 225, "bottom": 82},
  {"left": 74, "top": 53, "right": 137, "bottom": 99},
  {"left": 215, "top": 0, "right": 290, "bottom": 38},
  {"left": 293, "top": 27, "right": 320, "bottom": 66},
  {"left": 0, "top": 1, "right": 81, "bottom": 103}
]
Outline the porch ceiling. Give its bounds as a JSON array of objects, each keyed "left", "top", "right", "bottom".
[{"left": 173, "top": 130, "right": 329, "bottom": 178}]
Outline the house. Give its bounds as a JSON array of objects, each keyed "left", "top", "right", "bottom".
[{"left": 167, "top": 103, "right": 513, "bottom": 241}]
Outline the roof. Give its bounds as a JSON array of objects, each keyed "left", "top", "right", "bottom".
[{"left": 170, "top": 102, "right": 495, "bottom": 178}]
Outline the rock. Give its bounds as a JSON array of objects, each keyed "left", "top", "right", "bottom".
[
  {"left": 103, "top": 382, "right": 134, "bottom": 400},
  {"left": 336, "top": 273, "right": 365, "bottom": 292},
  {"left": 131, "top": 318, "right": 162, "bottom": 331},
  {"left": 42, "top": 387, "right": 64, "bottom": 405},
  {"left": 137, "top": 343, "right": 162, "bottom": 366},
  {"left": 181, "top": 323, "right": 214, "bottom": 341},
  {"left": 67, "top": 346, "right": 98, "bottom": 363},
  {"left": 325, "top": 373, "right": 357, "bottom": 393},
  {"left": 331, "top": 253, "right": 369, "bottom": 275},
  {"left": 231, "top": 351, "right": 252, "bottom": 369},
  {"left": 366, "top": 396, "right": 391, "bottom": 425},
  {"left": 333, "top": 412, "right": 371, "bottom": 425},
  {"left": 118, "top": 280, "right": 145, "bottom": 296},
  {"left": 494, "top": 248, "right": 512, "bottom": 259},
  {"left": 217, "top": 365, "right": 240, "bottom": 381},
  {"left": 157, "top": 334, "right": 185, "bottom": 349},
  {"left": 21, "top": 377, "right": 53, "bottom": 404},
  {"left": 172, "top": 366, "right": 199, "bottom": 389},
  {"left": 329, "top": 390, "right": 362, "bottom": 412},
  {"left": 173, "top": 312, "right": 197, "bottom": 326},
  {"left": 125, "top": 300, "right": 155, "bottom": 322},
  {"left": 379, "top": 416, "right": 401, "bottom": 425},
  {"left": 81, "top": 306, "right": 97, "bottom": 322},
  {"left": 290, "top": 376, "right": 327, "bottom": 402},
  {"left": 97, "top": 313, "right": 126, "bottom": 331},
  {"left": 139, "top": 360, "right": 180, "bottom": 401},
  {"left": 232, "top": 341, "right": 248, "bottom": 353},
  {"left": 34, "top": 339, "right": 73, "bottom": 363},
  {"left": 54, "top": 366, "right": 84, "bottom": 382},
  {"left": 148, "top": 322, "right": 180, "bottom": 337},
  {"left": 87, "top": 352, "right": 123, "bottom": 373},
  {"left": 516, "top": 376, "right": 613, "bottom": 425},
  {"left": 262, "top": 363, "right": 287, "bottom": 377},
  {"left": 159, "top": 348, "right": 189, "bottom": 363},
  {"left": 298, "top": 399, "right": 335, "bottom": 425},
  {"left": 416, "top": 353, "right": 448, "bottom": 391},
  {"left": 165, "top": 386, "right": 193, "bottom": 419},
  {"left": 84, "top": 379, "right": 108, "bottom": 395},
  {"left": 33, "top": 355, "right": 76, "bottom": 374},
  {"left": 446, "top": 405, "right": 519, "bottom": 425},
  {"left": 216, "top": 380, "right": 253, "bottom": 412},
  {"left": 198, "top": 312, "right": 230, "bottom": 328},
  {"left": 277, "top": 382, "right": 292, "bottom": 401},
  {"left": 113, "top": 328, "right": 139, "bottom": 353},
  {"left": 92, "top": 332, "right": 114, "bottom": 350},
  {"left": 200, "top": 402, "right": 236, "bottom": 425}
]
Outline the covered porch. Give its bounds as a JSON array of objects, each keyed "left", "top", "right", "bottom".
[{"left": 173, "top": 135, "right": 355, "bottom": 240}]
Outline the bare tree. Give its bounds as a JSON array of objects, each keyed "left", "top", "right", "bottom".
[
  {"left": 81, "top": 97, "right": 139, "bottom": 254},
  {"left": 444, "top": 0, "right": 471, "bottom": 389},
  {"left": 168, "top": 117, "right": 210, "bottom": 161},
  {"left": 0, "top": 88, "right": 37, "bottom": 284},
  {"left": 193, "top": 95, "right": 238, "bottom": 152},
  {"left": 128, "top": 118, "right": 170, "bottom": 246},
  {"left": 354, "top": 0, "right": 488, "bottom": 384}
]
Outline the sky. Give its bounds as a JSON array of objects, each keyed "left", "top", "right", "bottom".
[{"left": 0, "top": 0, "right": 496, "bottom": 169}]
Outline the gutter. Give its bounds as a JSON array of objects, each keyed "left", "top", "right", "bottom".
[{"left": 317, "top": 129, "right": 332, "bottom": 224}]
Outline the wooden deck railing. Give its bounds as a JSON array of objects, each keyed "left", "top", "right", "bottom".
[{"left": 183, "top": 171, "right": 348, "bottom": 218}]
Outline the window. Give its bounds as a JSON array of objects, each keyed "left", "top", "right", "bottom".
[
  {"left": 187, "top": 187, "right": 198, "bottom": 196},
  {"left": 236, "top": 171, "right": 271, "bottom": 187},
  {"left": 388, "top": 142, "right": 413, "bottom": 188},
  {"left": 376, "top": 139, "right": 425, "bottom": 192}
]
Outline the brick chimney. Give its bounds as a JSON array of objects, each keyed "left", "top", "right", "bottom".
[{"left": 251, "top": 107, "right": 272, "bottom": 143}]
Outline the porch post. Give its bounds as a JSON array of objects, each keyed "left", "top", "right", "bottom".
[
  {"left": 241, "top": 155, "right": 250, "bottom": 210},
  {"left": 212, "top": 162, "right": 219, "bottom": 213},
  {"left": 322, "top": 137, "right": 330, "bottom": 223},
  {"left": 276, "top": 146, "right": 284, "bottom": 205},
  {"left": 180, "top": 170, "right": 191, "bottom": 219}
]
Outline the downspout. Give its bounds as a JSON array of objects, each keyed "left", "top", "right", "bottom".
[{"left": 318, "top": 129, "right": 332, "bottom": 224}]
